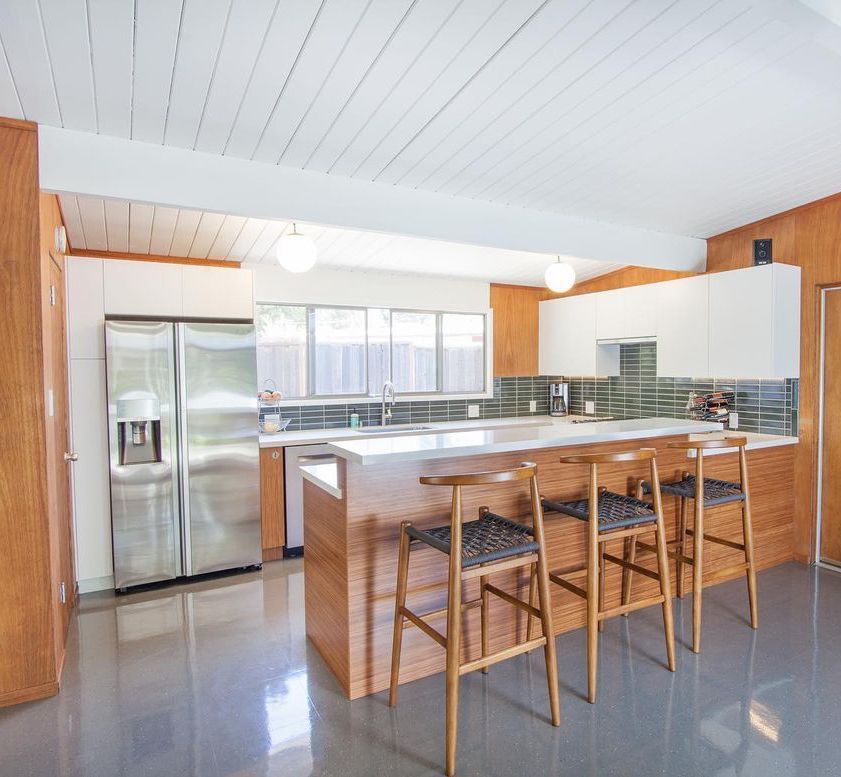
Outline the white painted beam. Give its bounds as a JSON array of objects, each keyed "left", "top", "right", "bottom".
[{"left": 39, "top": 126, "right": 706, "bottom": 271}]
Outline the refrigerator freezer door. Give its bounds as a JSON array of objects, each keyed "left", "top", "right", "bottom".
[
  {"left": 106, "top": 321, "right": 181, "bottom": 588},
  {"left": 178, "top": 322, "right": 260, "bottom": 575}
]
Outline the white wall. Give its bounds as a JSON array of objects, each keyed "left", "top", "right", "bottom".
[{"left": 252, "top": 265, "right": 490, "bottom": 312}]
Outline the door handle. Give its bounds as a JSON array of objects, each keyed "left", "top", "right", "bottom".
[{"left": 64, "top": 452, "right": 79, "bottom": 462}]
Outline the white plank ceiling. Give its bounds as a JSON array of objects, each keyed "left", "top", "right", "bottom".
[
  {"left": 4, "top": 1, "right": 841, "bottom": 238},
  {"left": 59, "top": 194, "right": 621, "bottom": 285}
]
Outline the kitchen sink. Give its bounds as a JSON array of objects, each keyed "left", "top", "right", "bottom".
[{"left": 355, "top": 424, "right": 433, "bottom": 434}]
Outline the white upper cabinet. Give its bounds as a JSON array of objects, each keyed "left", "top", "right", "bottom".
[
  {"left": 596, "top": 284, "right": 657, "bottom": 341},
  {"left": 655, "top": 275, "right": 710, "bottom": 377},
  {"left": 539, "top": 295, "right": 619, "bottom": 376},
  {"left": 182, "top": 266, "right": 254, "bottom": 320},
  {"left": 708, "top": 263, "right": 800, "bottom": 378},
  {"left": 67, "top": 257, "right": 106, "bottom": 359},
  {"left": 103, "top": 259, "right": 183, "bottom": 316}
]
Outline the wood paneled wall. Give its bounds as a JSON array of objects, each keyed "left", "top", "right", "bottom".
[
  {"left": 0, "top": 120, "right": 65, "bottom": 706},
  {"left": 706, "top": 191, "right": 841, "bottom": 562},
  {"left": 490, "top": 267, "right": 692, "bottom": 376}
]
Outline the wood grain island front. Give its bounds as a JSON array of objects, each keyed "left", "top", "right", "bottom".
[{"left": 301, "top": 420, "right": 796, "bottom": 700}]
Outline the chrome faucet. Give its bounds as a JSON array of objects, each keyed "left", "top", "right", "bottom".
[{"left": 381, "top": 381, "right": 396, "bottom": 426}]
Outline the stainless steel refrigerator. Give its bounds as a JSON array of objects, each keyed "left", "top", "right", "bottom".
[{"left": 105, "top": 320, "right": 261, "bottom": 590}]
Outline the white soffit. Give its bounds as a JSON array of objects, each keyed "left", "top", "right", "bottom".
[{"left": 57, "top": 193, "right": 625, "bottom": 286}]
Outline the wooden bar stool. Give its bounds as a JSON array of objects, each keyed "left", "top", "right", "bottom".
[
  {"left": 533, "top": 448, "right": 676, "bottom": 704},
  {"left": 388, "top": 462, "right": 560, "bottom": 777},
  {"left": 628, "top": 436, "right": 758, "bottom": 654}
]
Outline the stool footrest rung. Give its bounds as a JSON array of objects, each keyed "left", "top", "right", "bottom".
[
  {"left": 459, "top": 637, "right": 547, "bottom": 675},
  {"left": 598, "top": 595, "right": 665, "bottom": 621},
  {"left": 686, "top": 529, "right": 746, "bottom": 551},
  {"left": 597, "top": 524, "right": 655, "bottom": 542},
  {"left": 402, "top": 598, "right": 482, "bottom": 628},
  {"left": 601, "top": 552, "right": 661, "bottom": 581},
  {"left": 400, "top": 607, "right": 447, "bottom": 647},
  {"left": 636, "top": 540, "right": 694, "bottom": 566},
  {"left": 484, "top": 583, "right": 541, "bottom": 619},
  {"left": 548, "top": 572, "right": 587, "bottom": 599}
]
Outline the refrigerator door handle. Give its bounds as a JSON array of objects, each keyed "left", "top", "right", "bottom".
[{"left": 175, "top": 323, "right": 193, "bottom": 577}]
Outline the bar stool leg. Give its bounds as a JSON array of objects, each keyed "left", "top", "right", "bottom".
[
  {"left": 445, "top": 489, "right": 463, "bottom": 777},
  {"left": 676, "top": 496, "right": 687, "bottom": 599},
  {"left": 650, "top": 461, "right": 676, "bottom": 672},
  {"left": 586, "top": 464, "right": 600, "bottom": 704},
  {"left": 621, "top": 479, "right": 644, "bottom": 616},
  {"left": 480, "top": 574, "right": 490, "bottom": 674},
  {"left": 691, "top": 459, "right": 705, "bottom": 654},
  {"left": 529, "top": 474, "right": 561, "bottom": 727},
  {"left": 739, "top": 446, "right": 759, "bottom": 629},
  {"left": 389, "top": 522, "right": 411, "bottom": 707},
  {"left": 598, "top": 543, "right": 607, "bottom": 632},
  {"left": 526, "top": 563, "right": 537, "bottom": 644}
]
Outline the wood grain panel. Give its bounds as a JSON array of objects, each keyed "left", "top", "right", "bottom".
[
  {"left": 303, "top": 473, "right": 350, "bottom": 691},
  {"left": 819, "top": 290, "right": 841, "bottom": 564},
  {"left": 552, "top": 266, "right": 693, "bottom": 296},
  {"left": 260, "top": 447, "right": 286, "bottom": 559},
  {"left": 707, "top": 190, "right": 841, "bottom": 563},
  {"left": 0, "top": 122, "right": 58, "bottom": 706},
  {"left": 489, "top": 284, "right": 544, "bottom": 376},
  {"left": 303, "top": 438, "right": 794, "bottom": 699}
]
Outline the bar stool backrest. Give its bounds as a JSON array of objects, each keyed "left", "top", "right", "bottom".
[{"left": 667, "top": 436, "right": 750, "bottom": 497}]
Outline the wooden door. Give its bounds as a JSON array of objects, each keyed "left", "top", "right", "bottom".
[
  {"left": 821, "top": 289, "right": 841, "bottom": 565},
  {"left": 48, "top": 252, "right": 76, "bottom": 631}
]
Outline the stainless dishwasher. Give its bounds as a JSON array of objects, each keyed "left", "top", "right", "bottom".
[{"left": 283, "top": 444, "right": 335, "bottom": 554}]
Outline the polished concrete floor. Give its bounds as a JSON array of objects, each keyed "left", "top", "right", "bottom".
[{"left": 1, "top": 560, "right": 839, "bottom": 776}]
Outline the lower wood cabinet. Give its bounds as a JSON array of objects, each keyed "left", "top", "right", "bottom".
[{"left": 260, "top": 447, "right": 286, "bottom": 561}]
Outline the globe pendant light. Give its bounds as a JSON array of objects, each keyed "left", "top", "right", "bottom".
[
  {"left": 277, "top": 223, "right": 317, "bottom": 273},
  {"left": 544, "top": 256, "right": 576, "bottom": 293}
]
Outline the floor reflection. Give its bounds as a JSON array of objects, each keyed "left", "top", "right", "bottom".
[{"left": 0, "top": 560, "right": 838, "bottom": 776}]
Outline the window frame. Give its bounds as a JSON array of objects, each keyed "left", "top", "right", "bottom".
[{"left": 255, "top": 301, "right": 492, "bottom": 404}]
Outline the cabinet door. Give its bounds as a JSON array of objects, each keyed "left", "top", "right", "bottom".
[
  {"left": 656, "top": 275, "right": 710, "bottom": 377},
  {"left": 103, "top": 259, "right": 183, "bottom": 316},
  {"left": 540, "top": 295, "right": 601, "bottom": 375},
  {"left": 595, "top": 289, "right": 624, "bottom": 340},
  {"left": 708, "top": 266, "right": 773, "bottom": 378},
  {"left": 67, "top": 257, "right": 105, "bottom": 359},
  {"left": 621, "top": 284, "right": 657, "bottom": 339},
  {"left": 182, "top": 266, "right": 254, "bottom": 320}
]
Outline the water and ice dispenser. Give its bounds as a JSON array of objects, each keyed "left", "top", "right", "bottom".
[{"left": 116, "top": 398, "right": 162, "bottom": 465}]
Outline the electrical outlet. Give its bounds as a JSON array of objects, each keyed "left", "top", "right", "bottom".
[
  {"left": 585, "top": 401, "right": 595, "bottom": 415},
  {"left": 728, "top": 412, "right": 739, "bottom": 429},
  {"left": 529, "top": 400, "right": 537, "bottom": 412},
  {"left": 467, "top": 404, "right": 480, "bottom": 418}
]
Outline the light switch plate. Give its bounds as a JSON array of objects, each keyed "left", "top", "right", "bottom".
[
  {"left": 529, "top": 400, "right": 536, "bottom": 412},
  {"left": 467, "top": 404, "right": 480, "bottom": 418},
  {"left": 585, "top": 400, "right": 595, "bottom": 415},
  {"left": 729, "top": 412, "right": 739, "bottom": 429}
]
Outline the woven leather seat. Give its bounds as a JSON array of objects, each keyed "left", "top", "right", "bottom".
[
  {"left": 406, "top": 511, "right": 538, "bottom": 568},
  {"left": 542, "top": 491, "right": 656, "bottom": 531},
  {"left": 643, "top": 475, "right": 745, "bottom": 507}
]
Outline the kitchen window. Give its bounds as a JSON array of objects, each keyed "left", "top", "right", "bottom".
[{"left": 256, "top": 304, "right": 488, "bottom": 400}]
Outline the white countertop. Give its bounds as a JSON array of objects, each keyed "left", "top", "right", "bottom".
[
  {"left": 260, "top": 414, "right": 561, "bottom": 448},
  {"left": 300, "top": 460, "right": 342, "bottom": 499},
  {"left": 326, "top": 417, "right": 727, "bottom": 465},
  {"left": 686, "top": 430, "right": 798, "bottom": 457}
]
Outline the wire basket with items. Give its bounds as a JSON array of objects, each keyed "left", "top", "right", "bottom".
[
  {"left": 686, "top": 391, "right": 735, "bottom": 424},
  {"left": 258, "top": 379, "right": 290, "bottom": 433}
]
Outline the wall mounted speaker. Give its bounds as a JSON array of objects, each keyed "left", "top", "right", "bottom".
[{"left": 753, "top": 238, "right": 772, "bottom": 265}]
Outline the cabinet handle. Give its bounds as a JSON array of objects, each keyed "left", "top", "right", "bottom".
[{"left": 64, "top": 452, "right": 79, "bottom": 462}]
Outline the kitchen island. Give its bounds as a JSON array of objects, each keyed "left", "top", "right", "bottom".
[{"left": 301, "top": 418, "right": 797, "bottom": 699}]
